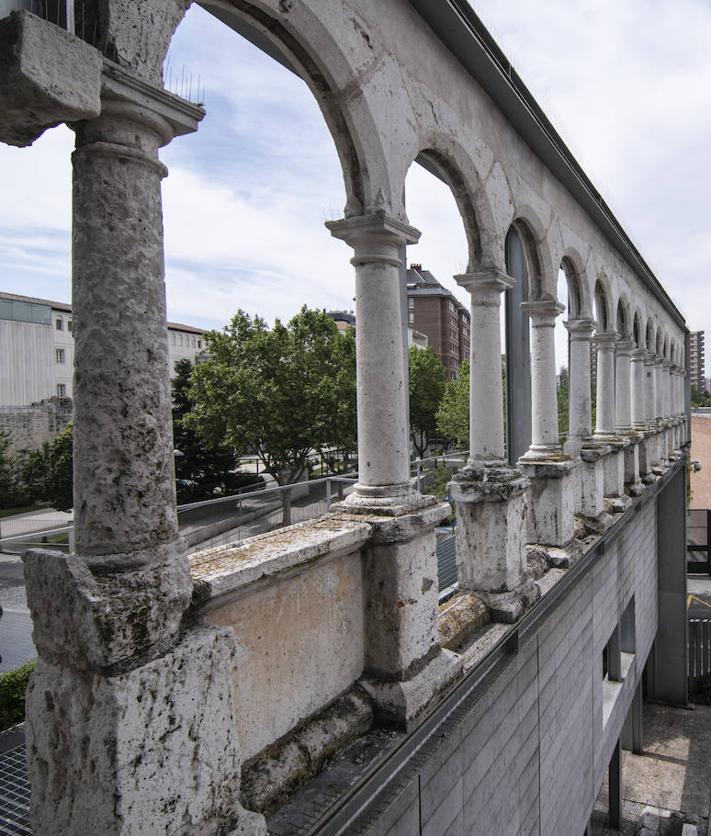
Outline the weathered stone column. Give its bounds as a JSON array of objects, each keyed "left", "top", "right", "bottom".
[
  {"left": 328, "top": 212, "right": 459, "bottom": 725},
  {"left": 654, "top": 357, "right": 665, "bottom": 422},
  {"left": 591, "top": 330, "right": 628, "bottom": 498},
  {"left": 23, "top": 65, "right": 265, "bottom": 836},
  {"left": 327, "top": 212, "right": 417, "bottom": 510},
  {"left": 519, "top": 300, "right": 576, "bottom": 547},
  {"left": 594, "top": 331, "right": 619, "bottom": 438},
  {"left": 521, "top": 299, "right": 565, "bottom": 458},
  {"left": 449, "top": 270, "right": 537, "bottom": 622},
  {"left": 565, "top": 318, "right": 595, "bottom": 454},
  {"left": 615, "top": 339, "right": 634, "bottom": 433},
  {"left": 631, "top": 348, "right": 647, "bottom": 430}
]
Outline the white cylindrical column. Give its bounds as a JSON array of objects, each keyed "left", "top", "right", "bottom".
[
  {"left": 663, "top": 362, "right": 672, "bottom": 418},
  {"left": 594, "top": 331, "right": 619, "bottom": 437},
  {"left": 614, "top": 339, "right": 634, "bottom": 433},
  {"left": 631, "top": 348, "right": 647, "bottom": 429},
  {"left": 565, "top": 318, "right": 595, "bottom": 451},
  {"left": 521, "top": 299, "right": 565, "bottom": 459},
  {"left": 645, "top": 352, "right": 657, "bottom": 424},
  {"left": 456, "top": 269, "right": 513, "bottom": 463},
  {"left": 654, "top": 358, "right": 664, "bottom": 421},
  {"left": 327, "top": 214, "right": 419, "bottom": 505}
]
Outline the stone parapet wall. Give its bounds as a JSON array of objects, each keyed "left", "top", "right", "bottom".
[{"left": 0, "top": 397, "right": 72, "bottom": 453}]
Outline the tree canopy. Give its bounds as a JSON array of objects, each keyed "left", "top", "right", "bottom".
[
  {"left": 172, "top": 358, "right": 246, "bottom": 503},
  {"left": 186, "top": 307, "right": 357, "bottom": 487},
  {"left": 409, "top": 346, "right": 447, "bottom": 457},
  {"left": 435, "top": 362, "right": 470, "bottom": 448}
]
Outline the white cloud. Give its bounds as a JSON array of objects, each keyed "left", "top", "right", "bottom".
[{"left": 1, "top": 0, "right": 709, "bottom": 355}]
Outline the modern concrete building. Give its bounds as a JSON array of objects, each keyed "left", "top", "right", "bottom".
[
  {"left": 0, "top": 3, "right": 692, "bottom": 836},
  {"left": 690, "top": 330, "right": 705, "bottom": 392},
  {"left": 0, "top": 291, "right": 205, "bottom": 406},
  {"left": 407, "top": 264, "right": 470, "bottom": 377}
]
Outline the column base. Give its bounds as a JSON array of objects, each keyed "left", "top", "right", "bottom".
[
  {"left": 449, "top": 462, "right": 529, "bottom": 593},
  {"left": 334, "top": 482, "right": 436, "bottom": 516},
  {"left": 597, "top": 438, "right": 630, "bottom": 498},
  {"left": 360, "top": 649, "right": 462, "bottom": 728},
  {"left": 23, "top": 543, "right": 191, "bottom": 673},
  {"left": 580, "top": 443, "right": 611, "bottom": 518},
  {"left": 338, "top": 501, "right": 457, "bottom": 727},
  {"left": 27, "top": 626, "right": 264, "bottom": 836},
  {"left": 518, "top": 458, "right": 577, "bottom": 547},
  {"left": 478, "top": 577, "right": 541, "bottom": 623},
  {"left": 623, "top": 431, "right": 643, "bottom": 490}
]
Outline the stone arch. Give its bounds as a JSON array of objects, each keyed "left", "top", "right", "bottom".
[
  {"left": 559, "top": 248, "right": 591, "bottom": 319},
  {"left": 408, "top": 143, "right": 490, "bottom": 272},
  {"left": 632, "top": 309, "right": 644, "bottom": 348},
  {"left": 646, "top": 318, "right": 656, "bottom": 352},
  {"left": 656, "top": 327, "right": 664, "bottom": 357},
  {"left": 196, "top": 0, "right": 390, "bottom": 217},
  {"left": 616, "top": 293, "right": 631, "bottom": 339},
  {"left": 593, "top": 274, "right": 613, "bottom": 331},
  {"left": 509, "top": 204, "right": 555, "bottom": 299},
  {"left": 663, "top": 333, "right": 670, "bottom": 361}
]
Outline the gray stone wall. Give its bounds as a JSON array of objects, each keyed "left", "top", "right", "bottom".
[
  {"left": 0, "top": 397, "right": 72, "bottom": 453},
  {"left": 363, "top": 493, "right": 659, "bottom": 836}
]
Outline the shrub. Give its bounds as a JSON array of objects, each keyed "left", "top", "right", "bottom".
[{"left": 0, "top": 659, "right": 37, "bottom": 731}]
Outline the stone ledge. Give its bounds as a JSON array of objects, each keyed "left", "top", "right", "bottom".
[
  {"left": 0, "top": 10, "right": 102, "bottom": 146},
  {"left": 190, "top": 517, "right": 371, "bottom": 605},
  {"left": 240, "top": 688, "right": 373, "bottom": 818},
  {"left": 439, "top": 592, "right": 489, "bottom": 650}
]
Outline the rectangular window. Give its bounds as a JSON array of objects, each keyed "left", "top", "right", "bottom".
[
  {"left": 408, "top": 298, "right": 414, "bottom": 309},
  {"left": 56, "top": 348, "right": 65, "bottom": 364},
  {"left": 409, "top": 311, "right": 414, "bottom": 324},
  {"left": 55, "top": 318, "right": 63, "bottom": 331},
  {"left": 197, "top": 340, "right": 202, "bottom": 349},
  {"left": 67, "top": 319, "right": 73, "bottom": 332},
  {"left": 56, "top": 383, "right": 66, "bottom": 397}
]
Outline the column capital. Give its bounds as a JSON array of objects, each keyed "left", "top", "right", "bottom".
[
  {"left": 326, "top": 211, "right": 420, "bottom": 267},
  {"left": 455, "top": 268, "right": 514, "bottom": 305},
  {"left": 654, "top": 356, "right": 665, "bottom": 367},
  {"left": 73, "top": 61, "right": 204, "bottom": 178},
  {"left": 615, "top": 339, "right": 636, "bottom": 356},
  {"left": 630, "top": 347, "right": 647, "bottom": 360},
  {"left": 644, "top": 350, "right": 657, "bottom": 365},
  {"left": 565, "top": 318, "right": 596, "bottom": 341},
  {"left": 521, "top": 298, "right": 565, "bottom": 326},
  {"left": 594, "top": 329, "right": 620, "bottom": 347}
]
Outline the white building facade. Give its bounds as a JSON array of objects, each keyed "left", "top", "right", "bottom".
[{"left": 0, "top": 291, "right": 204, "bottom": 406}]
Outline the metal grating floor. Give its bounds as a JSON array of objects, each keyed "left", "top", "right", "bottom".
[{"left": 0, "top": 744, "right": 31, "bottom": 835}]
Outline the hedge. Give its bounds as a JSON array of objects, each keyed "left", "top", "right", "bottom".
[{"left": 0, "top": 659, "right": 36, "bottom": 731}]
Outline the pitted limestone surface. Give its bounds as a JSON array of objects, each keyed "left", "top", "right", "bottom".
[
  {"left": 25, "top": 626, "right": 264, "bottom": 836},
  {"left": 0, "top": 11, "right": 101, "bottom": 146},
  {"left": 23, "top": 546, "right": 191, "bottom": 673}
]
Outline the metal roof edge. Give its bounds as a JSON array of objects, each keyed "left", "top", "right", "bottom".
[{"left": 408, "top": 0, "right": 686, "bottom": 330}]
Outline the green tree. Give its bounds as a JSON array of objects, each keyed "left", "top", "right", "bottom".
[
  {"left": 409, "top": 346, "right": 447, "bottom": 458},
  {"left": 172, "top": 359, "right": 244, "bottom": 503},
  {"left": 186, "top": 307, "right": 357, "bottom": 522},
  {"left": 436, "top": 362, "right": 470, "bottom": 448},
  {"left": 0, "top": 431, "right": 18, "bottom": 509},
  {"left": 15, "top": 425, "right": 74, "bottom": 511},
  {"left": 42, "top": 423, "right": 73, "bottom": 511},
  {"left": 691, "top": 384, "right": 711, "bottom": 408}
]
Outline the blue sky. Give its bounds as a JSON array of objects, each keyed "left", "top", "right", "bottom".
[{"left": 2, "top": 1, "right": 710, "bottom": 370}]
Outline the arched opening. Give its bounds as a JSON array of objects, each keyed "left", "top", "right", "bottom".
[
  {"left": 504, "top": 223, "right": 536, "bottom": 463},
  {"left": 633, "top": 312, "right": 642, "bottom": 349},
  {"left": 616, "top": 297, "right": 630, "bottom": 340},
  {"left": 594, "top": 279, "right": 611, "bottom": 331},
  {"left": 163, "top": 4, "right": 362, "bottom": 325},
  {"left": 554, "top": 258, "right": 584, "bottom": 445}
]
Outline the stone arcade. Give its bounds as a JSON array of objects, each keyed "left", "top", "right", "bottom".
[{"left": 0, "top": 2, "right": 690, "bottom": 834}]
